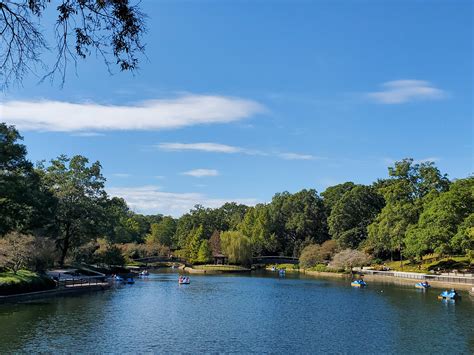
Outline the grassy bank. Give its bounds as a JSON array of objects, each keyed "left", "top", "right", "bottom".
[
  {"left": 373, "top": 256, "right": 472, "bottom": 273},
  {"left": 0, "top": 270, "right": 56, "bottom": 296}
]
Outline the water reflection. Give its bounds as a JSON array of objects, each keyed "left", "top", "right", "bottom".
[{"left": 0, "top": 271, "right": 472, "bottom": 353}]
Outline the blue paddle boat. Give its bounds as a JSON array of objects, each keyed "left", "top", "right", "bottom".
[
  {"left": 278, "top": 269, "right": 286, "bottom": 277},
  {"left": 415, "top": 281, "right": 431, "bottom": 290},
  {"left": 351, "top": 279, "right": 367, "bottom": 288},
  {"left": 125, "top": 277, "right": 135, "bottom": 284},
  {"left": 438, "top": 289, "right": 460, "bottom": 300}
]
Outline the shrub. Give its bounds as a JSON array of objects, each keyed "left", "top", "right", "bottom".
[
  {"left": 0, "top": 233, "right": 35, "bottom": 273},
  {"left": 329, "top": 249, "right": 372, "bottom": 271},
  {"left": 300, "top": 244, "right": 324, "bottom": 268}
]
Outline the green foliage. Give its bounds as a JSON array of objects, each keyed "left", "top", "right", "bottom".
[
  {"left": 221, "top": 231, "right": 252, "bottom": 265},
  {"left": 197, "top": 240, "right": 212, "bottom": 264},
  {"left": 269, "top": 189, "right": 328, "bottom": 256},
  {"left": 185, "top": 226, "right": 205, "bottom": 263},
  {"left": 328, "top": 185, "right": 384, "bottom": 249},
  {"left": 321, "top": 182, "right": 356, "bottom": 212},
  {"left": 0, "top": 123, "right": 55, "bottom": 236},
  {"left": 146, "top": 216, "right": 177, "bottom": 247},
  {"left": 238, "top": 204, "right": 277, "bottom": 255},
  {"left": 405, "top": 178, "right": 474, "bottom": 258},
  {"left": 95, "top": 244, "right": 125, "bottom": 267},
  {"left": 0, "top": 270, "right": 56, "bottom": 296},
  {"left": 366, "top": 159, "right": 450, "bottom": 258},
  {"left": 38, "top": 155, "right": 108, "bottom": 265}
]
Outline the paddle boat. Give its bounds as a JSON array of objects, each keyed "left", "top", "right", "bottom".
[
  {"left": 112, "top": 275, "right": 124, "bottom": 282},
  {"left": 178, "top": 276, "right": 190, "bottom": 285},
  {"left": 438, "top": 289, "right": 460, "bottom": 301},
  {"left": 278, "top": 269, "right": 286, "bottom": 277},
  {"left": 271, "top": 266, "right": 276, "bottom": 272},
  {"left": 351, "top": 279, "right": 367, "bottom": 288},
  {"left": 415, "top": 281, "right": 431, "bottom": 290},
  {"left": 125, "top": 277, "right": 135, "bottom": 284},
  {"left": 139, "top": 270, "right": 149, "bottom": 277}
]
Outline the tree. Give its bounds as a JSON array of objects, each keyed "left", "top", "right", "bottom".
[
  {"left": 0, "top": 0, "right": 146, "bottom": 88},
  {"left": 404, "top": 178, "right": 474, "bottom": 258},
  {"left": 366, "top": 159, "right": 450, "bottom": 259},
  {"left": 0, "top": 232, "right": 35, "bottom": 273},
  {"left": 269, "top": 189, "right": 328, "bottom": 256},
  {"left": 209, "top": 230, "right": 222, "bottom": 256},
  {"left": 238, "top": 204, "right": 277, "bottom": 256},
  {"left": 321, "top": 182, "right": 356, "bottom": 213},
  {"left": 451, "top": 213, "right": 474, "bottom": 255},
  {"left": 220, "top": 231, "right": 252, "bottom": 265},
  {"left": 146, "top": 216, "right": 177, "bottom": 247},
  {"left": 0, "top": 123, "right": 55, "bottom": 235},
  {"left": 197, "top": 240, "right": 212, "bottom": 264},
  {"left": 38, "top": 155, "right": 108, "bottom": 266},
  {"left": 299, "top": 240, "right": 338, "bottom": 268},
  {"left": 185, "top": 226, "right": 205, "bottom": 263},
  {"left": 328, "top": 185, "right": 384, "bottom": 249},
  {"left": 329, "top": 249, "right": 371, "bottom": 272}
]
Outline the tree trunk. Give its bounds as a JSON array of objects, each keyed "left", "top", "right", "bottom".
[{"left": 59, "top": 224, "right": 71, "bottom": 267}]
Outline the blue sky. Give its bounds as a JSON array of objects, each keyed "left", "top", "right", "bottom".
[{"left": 1, "top": 0, "right": 472, "bottom": 216}]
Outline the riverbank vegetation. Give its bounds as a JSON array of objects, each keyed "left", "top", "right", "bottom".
[
  {"left": 0, "top": 270, "right": 56, "bottom": 296},
  {"left": 1, "top": 123, "right": 473, "bottom": 280}
]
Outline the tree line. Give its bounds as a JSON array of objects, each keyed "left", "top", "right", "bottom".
[{"left": 0, "top": 123, "right": 472, "bottom": 272}]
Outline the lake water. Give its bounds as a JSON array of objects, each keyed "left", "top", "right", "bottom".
[{"left": 0, "top": 271, "right": 473, "bottom": 354}]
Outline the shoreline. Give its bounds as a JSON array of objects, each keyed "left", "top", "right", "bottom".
[
  {"left": 299, "top": 269, "right": 473, "bottom": 290},
  {"left": 0, "top": 283, "right": 111, "bottom": 304}
]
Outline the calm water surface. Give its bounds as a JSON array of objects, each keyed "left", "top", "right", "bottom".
[{"left": 0, "top": 271, "right": 473, "bottom": 354}]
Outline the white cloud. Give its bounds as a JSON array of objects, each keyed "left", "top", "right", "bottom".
[
  {"left": 111, "top": 173, "right": 131, "bottom": 178},
  {"left": 181, "top": 169, "right": 219, "bottom": 178},
  {"left": 71, "top": 132, "right": 105, "bottom": 137},
  {"left": 278, "top": 153, "right": 317, "bottom": 160},
  {"left": 158, "top": 142, "right": 244, "bottom": 154},
  {"left": 156, "top": 141, "right": 321, "bottom": 161},
  {"left": 367, "top": 80, "right": 447, "bottom": 104},
  {"left": 107, "top": 185, "right": 258, "bottom": 216},
  {"left": 0, "top": 94, "right": 265, "bottom": 132}
]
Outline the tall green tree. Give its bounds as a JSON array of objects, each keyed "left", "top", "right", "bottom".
[
  {"left": 328, "top": 185, "right": 384, "bottom": 249},
  {"left": 0, "top": 123, "right": 54, "bottom": 235},
  {"left": 269, "top": 189, "right": 328, "bottom": 256},
  {"left": 197, "top": 240, "right": 212, "bottom": 264},
  {"left": 366, "top": 159, "right": 450, "bottom": 259},
  {"left": 38, "top": 155, "right": 108, "bottom": 266},
  {"left": 238, "top": 204, "right": 277, "bottom": 255},
  {"left": 147, "top": 216, "right": 177, "bottom": 247},
  {"left": 321, "top": 182, "right": 356, "bottom": 213},
  {"left": 405, "top": 177, "right": 474, "bottom": 258}
]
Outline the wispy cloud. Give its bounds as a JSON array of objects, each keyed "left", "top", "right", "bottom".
[
  {"left": 111, "top": 173, "right": 131, "bottom": 178},
  {"left": 71, "top": 132, "right": 105, "bottom": 137},
  {"left": 367, "top": 80, "right": 447, "bottom": 104},
  {"left": 156, "top": 142, "right": 320, "bottom": 161},
  {"left": 107, "top": 185, "right": 258, "bottom": 216},
  {"left": 278, "top": 153, "right": 317, "bottom": 160},
  {"left": 158, "top": 142, "right": 245, "bottom": 154},
  {"left": 181, "top": 169, "right": 219, "bottom": 178},
  {"left": 0, "top": 94, "right": 265, "bottom": 132}
]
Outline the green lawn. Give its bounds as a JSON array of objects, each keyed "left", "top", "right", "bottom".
[
  {"left": 374, "top": 255, "right": 472, "bottom": 273},
  {"left": 0, "top": 270, "right": 56, "bottom": 295}
]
